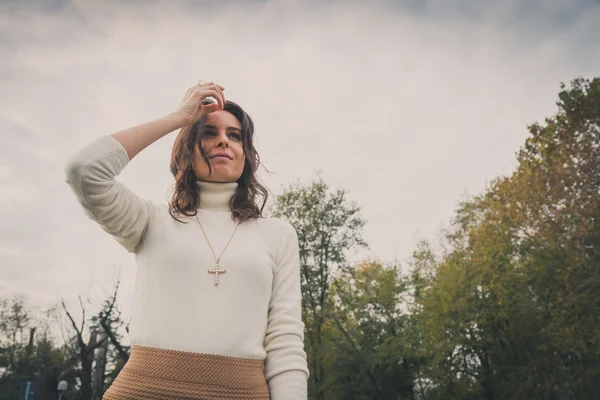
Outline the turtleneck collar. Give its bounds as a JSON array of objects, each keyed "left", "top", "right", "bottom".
[{"left": 196, "top": 180, "right": 238, "bottom": 212}]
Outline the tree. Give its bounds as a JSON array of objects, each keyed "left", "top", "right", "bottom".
[
  {"left": 273, "top": 176, "right": 368, "bottom": 399},
  {"left": 90, "top": 278, "right": 130, "bottom": 396},
  {"left": 61, "top": 278, "right": 130, "bottom": 400},
  {"left": 503, "top": 76, "right": 600, "bottom": 397},
  {"left": 61, "top": 296, "right": 103, "bottom": 400},
  {"left": 325, "top": 260, "right": 418, "bottom": 399},
  {"left": 0, "top": 296, "right": 73, "bottom": 400},
  {"left": 0, "top": 295, "right": 37, "bottom": 397},
  {"left": 412, "top": 77, "right": 600, "bottom": 399}
]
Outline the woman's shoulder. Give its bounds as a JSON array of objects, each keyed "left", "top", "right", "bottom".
[
  {"left": 253, "top": 216, "right": 296, "bottom": 234},
  {"left": 143, "top": 202, "right": 188, "bottom": 228},
  {"left": 252, "top": 217, "right": 299, "bottom": 250},
  {"left": 145, "top": 201, "right": 170, "bottom": 216}
]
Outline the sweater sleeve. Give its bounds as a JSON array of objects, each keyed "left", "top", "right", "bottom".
[
  {"left": 64, "top": 135, "right": 156, "bottom": 253},
  {"left": 263, "top": 221, "right": 309, "bottom": 399}
]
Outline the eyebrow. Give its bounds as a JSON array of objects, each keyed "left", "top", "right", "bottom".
[{"left": 205, "top": 124, "right": 241, "bottom": 133}]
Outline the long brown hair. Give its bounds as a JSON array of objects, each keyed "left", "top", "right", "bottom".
[{"left": 168, "top": 100, "right": 268, "bottom": 223}]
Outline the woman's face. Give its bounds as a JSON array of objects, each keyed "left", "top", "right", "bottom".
[{"left": 193, "top": 110, "right": 245, "bottom": 183}]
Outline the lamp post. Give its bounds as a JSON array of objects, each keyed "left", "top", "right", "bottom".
[{"left": 57, "top": 380, "right": 68, "bottom": 400}]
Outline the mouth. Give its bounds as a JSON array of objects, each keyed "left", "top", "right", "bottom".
[{"left": 210, "top": 154, "right": 232, "bottom": 160}]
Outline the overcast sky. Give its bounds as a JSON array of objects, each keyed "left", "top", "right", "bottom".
[{"left": 1, "top": 0, "right": 599, "bottom": 330}]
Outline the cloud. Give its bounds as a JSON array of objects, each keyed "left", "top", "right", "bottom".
[{"left": 0, "top": 0, "right": 598, "bottom": 321}]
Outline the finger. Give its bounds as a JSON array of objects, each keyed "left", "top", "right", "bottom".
[
  {"left": 214, "top": 86, "right": 226, "bottom": 107},
  {"left": 184, "top": 86, "right": 195, "bottom": 99},
  {"left": 194, "top": 87, "right": 217, "bottom": 101},
  {"left": 203, "top": 102, "right": 222, "bottom": 114},
  {"left": 199, "top": 89, "right": 223, "bottom": 109},
  {"left": 201, "top": 83, "right": 224, "bottom": 96},
  {"left": 199, "top": 82, "right": 225, "bottom": 92},
  {"left": 200, "top": 84, "right": 225, "bottom": 96},
  {"left": 216, "top": 87, "right": 226, "bottom": 107},
  {"left": 210, "top": 89, "right": 224, "bottom": 109}
]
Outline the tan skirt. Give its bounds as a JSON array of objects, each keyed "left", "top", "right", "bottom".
[{"left": 103, "top": 345, "right": 271, "bottom": 400}]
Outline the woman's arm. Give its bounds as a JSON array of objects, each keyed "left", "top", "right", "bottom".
[
  {"left": 64, "top": 82, "right": 226, "bottom": 252},
  {"left": 111, "top": 113, "right": 186, "bottom": 160},
  {"left": 111, "top": 81, "right": 226, "bottom": 160},
  {"left": 64, "top": 134, "right": 157, "bottom": 253},
  {"left": 263, "top": 220, "right": 310, "bottom": 399}
]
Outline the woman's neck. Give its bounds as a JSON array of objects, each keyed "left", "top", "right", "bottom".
[{"left": 196, "top": 180, "right": 238, "bottom": 212}]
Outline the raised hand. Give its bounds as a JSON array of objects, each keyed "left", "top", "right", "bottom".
[{"left": 173, "top": 81, "right": 226, "bottom": 127}]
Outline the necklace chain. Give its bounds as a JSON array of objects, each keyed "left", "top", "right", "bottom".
[{"left": 195, "top": 214, "right": 240, "bottom": 264}]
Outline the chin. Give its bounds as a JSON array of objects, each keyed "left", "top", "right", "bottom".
[
  {"left": 201, "top": 175, "right": 241, "bottom": 183},
  {"left": 195, "top": 168, "right": 242, "bottom": 183}
]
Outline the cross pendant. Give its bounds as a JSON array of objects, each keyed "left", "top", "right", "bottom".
[{"left": 207, "top": 262, "right": 227, "bottom": 287}]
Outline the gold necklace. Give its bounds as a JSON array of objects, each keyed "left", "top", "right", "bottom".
[{"left": 195, "top": 214, "right": 240, "bottom": 287}]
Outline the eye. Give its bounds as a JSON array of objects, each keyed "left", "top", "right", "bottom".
[
  {"left": 203, "top": 130, "right": 217, "bottom": 137},
  {"left": 228, "top": 133, "right": 242, "bottom": 141}
]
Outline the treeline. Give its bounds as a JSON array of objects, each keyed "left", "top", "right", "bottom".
[
  {"left": 0, "top": 283, "right": 129, "bottom": 399},
  {"left": 279, "top": 77, "right": 599, "bottom": 400},
  {"left": 1, "top": 77, "right": 598, "bottom": 399}
]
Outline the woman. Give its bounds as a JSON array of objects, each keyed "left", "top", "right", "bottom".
[{"left": 64, "top": 81, "right": 309, "bottom": 399}]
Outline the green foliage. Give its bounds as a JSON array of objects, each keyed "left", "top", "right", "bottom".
[
  {"left": 2, "top": 76, "right": 598, "bottom": 400},
  {"left": 412, "top": 76, "right": 600, "bottom": 400},
  {"left": 0, "top": 297, "right": 73, "bottom": 400},
  {"left": 324, "top": 261, "right": 417, "bottom": 399},
  {"left": 0, "top": 281, "right": 130, "bottom": 400},
  {"left": 272, "top": 77, "right": 599, "bottom": 399},
  {"left": 273, "top": 176, "right": 368, "bottom": 398}
]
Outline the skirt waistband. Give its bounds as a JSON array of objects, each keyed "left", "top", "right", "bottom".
[{"left": 103, "top": 345, "right": 270, "bottom": 399}]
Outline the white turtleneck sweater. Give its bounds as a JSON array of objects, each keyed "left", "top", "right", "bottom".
[{"left": 64, "top": 135, "right": 309, "bottom": 399}]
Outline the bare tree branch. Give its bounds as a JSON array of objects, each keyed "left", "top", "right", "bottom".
[
  {"left": 99, "top": 316, "right": 128, "bottom": 363},
  {"left": 78, "top": 296, "right": 86, "bottom": 336},
  {"left": 61, "top": 299, "right": 85, "bottom": 350}
]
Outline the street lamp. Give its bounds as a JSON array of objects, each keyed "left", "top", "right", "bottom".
[{"left": 57, "top": 380, "right": 68, "bottom": 400}]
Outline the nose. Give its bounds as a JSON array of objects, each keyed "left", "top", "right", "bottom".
[{"left": 217, "top": 133, "right": 229, "bottom": 148}]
